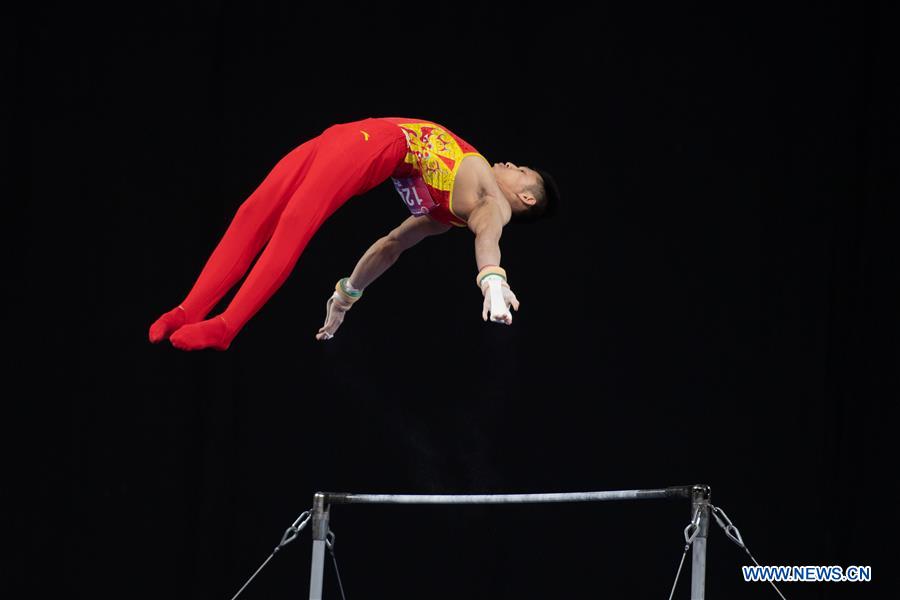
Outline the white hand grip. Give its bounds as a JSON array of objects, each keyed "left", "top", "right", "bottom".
[{"left": 488, "top": 278, "right": 510, "bottom": 323}]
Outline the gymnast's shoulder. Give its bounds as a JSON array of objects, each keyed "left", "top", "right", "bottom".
[{"left": 452, "top": 155, "right": 511, "bottom": 224}]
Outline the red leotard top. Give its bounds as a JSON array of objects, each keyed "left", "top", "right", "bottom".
[{"left": 378, "top": 117, "right": 491, "bottom": 228}]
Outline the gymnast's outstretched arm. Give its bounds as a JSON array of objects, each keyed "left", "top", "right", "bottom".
[
  {"left": 315, "top": 215, "right": 451, "bottom": 340},
  {"left": 467, "top": 196, "right": 520, "bottom": 325}
]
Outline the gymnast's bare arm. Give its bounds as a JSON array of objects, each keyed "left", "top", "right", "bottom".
[
  {"left": 315, "top": 215, "right": 451, "bottom": 340},
  {"left": 464, "top": 163, "right": 513, "bottom": 271},
  {"left": 350, "top": 215, "right": 452, "bottom": 288},
  {"left": 462, "top": 161, "right": 519, "bottom": 324}
]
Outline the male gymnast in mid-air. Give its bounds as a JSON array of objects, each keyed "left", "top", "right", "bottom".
[{"left": 148, "top": 116, "right": 561, "bottom": 350}]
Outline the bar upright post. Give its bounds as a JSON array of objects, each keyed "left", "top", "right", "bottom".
[
  {"left": 308, "top": 493, "right": 330, "bottom": 600},
  {"left": 690, "top": 485, "right": 710, "bottom": 600}
]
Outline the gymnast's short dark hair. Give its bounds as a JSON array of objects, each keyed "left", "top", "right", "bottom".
[{"left": 511, "top": 167, "right": 561, "bottom": 224}]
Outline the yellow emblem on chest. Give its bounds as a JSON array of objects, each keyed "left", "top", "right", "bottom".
[
  {"left": 397, "top": 123, "right": 464, "bottom": 193},
  {"left": 360, "top": 130, "right": 370, "bottom": 141}
]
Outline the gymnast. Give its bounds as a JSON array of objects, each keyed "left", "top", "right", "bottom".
[{"left": 148, "top": 117, "right": 560, "bottom": 350}]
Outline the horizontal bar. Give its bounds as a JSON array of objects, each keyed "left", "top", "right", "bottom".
[{"left": 319, "top": 485, "right": 695, "bottom": 505}]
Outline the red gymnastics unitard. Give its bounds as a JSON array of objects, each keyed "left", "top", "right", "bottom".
[{"left": 149, "top": 116, "right": 489, "bottom": 350}]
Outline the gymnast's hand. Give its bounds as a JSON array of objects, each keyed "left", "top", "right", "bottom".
[
  {"left": 316, "top": 291, "right": 353, "bottom": 341},
  {"left": 481, "top": 276, "right": 520, "bottom": 325}
]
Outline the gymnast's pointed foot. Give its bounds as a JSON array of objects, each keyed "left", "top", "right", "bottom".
[
  {"left": 149, "top": 305, "right": 189, "bottom": 343},
  {"left": 169, "top": 315, "right": 233, "bottom": 351}
]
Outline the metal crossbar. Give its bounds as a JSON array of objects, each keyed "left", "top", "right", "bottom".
[{"left": 307, "top": 484, "right": 711, "bottom": 600}]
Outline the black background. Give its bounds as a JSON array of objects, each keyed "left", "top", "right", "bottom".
[{"left": 6, "top": 2, "right": 898, "bottom": 599}]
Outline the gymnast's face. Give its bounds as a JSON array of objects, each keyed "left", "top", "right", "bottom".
[{"left": 492, "top": 161, "right": 540, "bottom": 214}]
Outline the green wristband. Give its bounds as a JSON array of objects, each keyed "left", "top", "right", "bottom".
[
  {"left": 339, "top": 277, "right": 363, "bottom": 298},
  {"left": 478, "top": 273, "right": 507, "bottom": 287}
]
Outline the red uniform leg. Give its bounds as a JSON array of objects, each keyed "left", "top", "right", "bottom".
[
  {"left": 168, "top": 118, "right": 408, "bottom": 350},
  {"left": 149, "top": 135, "right": 323, "bottom": 343}
]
